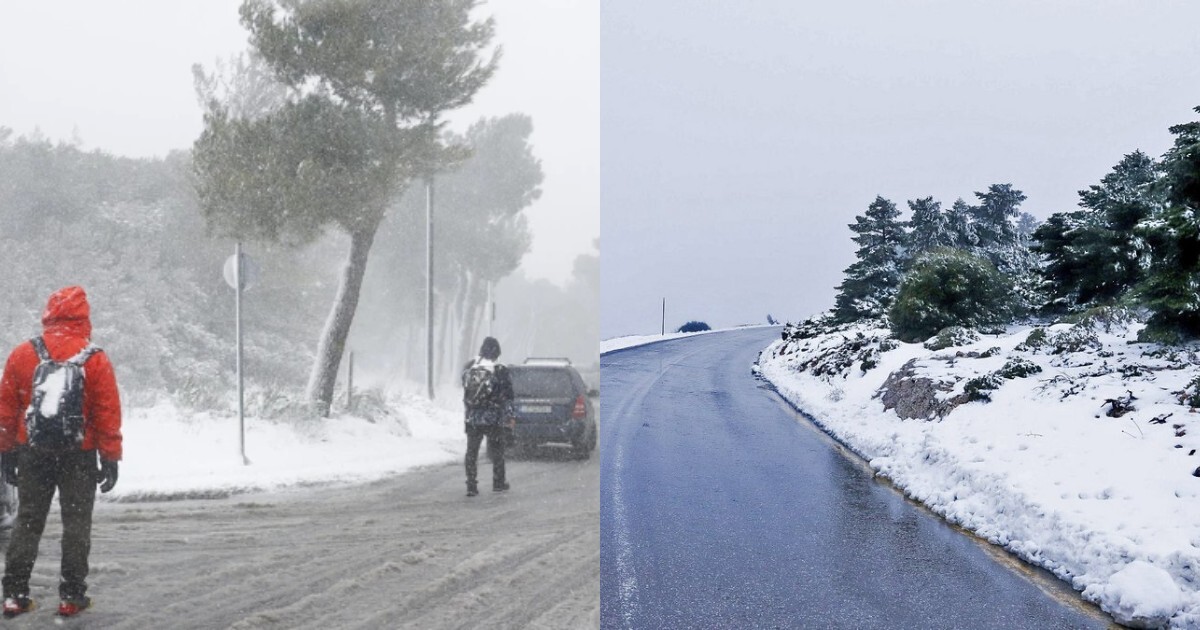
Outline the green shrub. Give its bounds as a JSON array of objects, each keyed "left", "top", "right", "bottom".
[
  {"left": 998, "top": 357, "right": 1042, "bottom": 379},
  {"left": 889, "top": 248, "right": 1015, "bottom": 343},
  {"left": 1182, "top": 376, "right": 1200, "bottom": 408},
  {"left": 1019, "top": 327, "right": 1047, "bottom": 350},
  {"left": 964, "top": 373, "right": 1004, "bottom": 402}
]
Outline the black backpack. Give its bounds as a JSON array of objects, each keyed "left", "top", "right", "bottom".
[
  {"left": 25, "top": 337, "right": 99, "bottom": 451},
  {"left": 463, "top": 360, "right": 500, "bottom": 408}
]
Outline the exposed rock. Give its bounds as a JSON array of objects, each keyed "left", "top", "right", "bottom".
[{"left": 878, "top": 359, "right": 970, "bottom": 420}]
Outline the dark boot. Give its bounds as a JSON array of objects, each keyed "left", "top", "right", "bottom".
[{"left": 466, "top": 481, "right": 478, "bottom": 497}]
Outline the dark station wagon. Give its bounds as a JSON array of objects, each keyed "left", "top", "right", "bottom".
[{"left": 508, "top": 358, "right": 598, "bottom": 458}]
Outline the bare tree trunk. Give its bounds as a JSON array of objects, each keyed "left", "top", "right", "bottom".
[
  {"left": 459, "top": 276, "right": 486, "bottom": 367},
  {"left": 456, "top": 270, "right": 476, "bottom": 365},
  {"left": 306, "top": 221, "right": 380, "bottom": 417}
]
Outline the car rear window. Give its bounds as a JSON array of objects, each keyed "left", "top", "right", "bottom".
[{"left": 511, "top": 369, "right": 576, "bottom": 398}]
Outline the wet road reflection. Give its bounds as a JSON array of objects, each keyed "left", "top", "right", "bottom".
[{"left": 600, "top": 328, "right": 1112, "bottom": 629}]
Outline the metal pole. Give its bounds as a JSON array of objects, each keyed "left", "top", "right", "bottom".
[
  {"left": 347, "top": 350, "right": 354, "bottom": 411},
  {"left": 235, "top": 242, "right": 248, "bottom": 465},
  {"left": 425, "top": 178, "right": 435, "bottom": 400},
  {"left": 661, "top": 298, "right": 666, "bottom": 335}
]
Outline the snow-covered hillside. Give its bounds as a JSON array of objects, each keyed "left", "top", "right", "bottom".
[{"left": 757, "top": 312, "right": 1200, "bottom": 629}]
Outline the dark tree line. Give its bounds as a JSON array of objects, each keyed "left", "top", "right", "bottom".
[{"left": 828, "top": 105, "right": 1200, "bottom": 344}]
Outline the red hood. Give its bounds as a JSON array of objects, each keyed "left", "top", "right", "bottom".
[{"left": 41, "top": 286, "right": 92, "bottom": 339}]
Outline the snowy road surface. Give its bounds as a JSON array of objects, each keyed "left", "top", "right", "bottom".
[
  {"left": 600, "top": 328, "right": 1113, "bottom": 629},
  {"left": 0, "top": 449, "right": 598, "bottom": 629}
]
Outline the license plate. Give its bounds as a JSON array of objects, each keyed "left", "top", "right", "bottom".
[{"left": 519, "top": 405, "right": 552, "bottom": 414}]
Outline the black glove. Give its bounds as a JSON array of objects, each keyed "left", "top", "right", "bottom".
[
  {"left": 98, "top": 460, "right": 118, "bottom": 493},
  {"left": 0, "top": 452, "right": 16, "bottom": 486}
]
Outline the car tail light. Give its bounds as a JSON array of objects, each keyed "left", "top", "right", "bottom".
[{"left": 572, "top": 395, "right": 586, "bottom": 420}]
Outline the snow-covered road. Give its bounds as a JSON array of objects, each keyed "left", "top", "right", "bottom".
[
  {"left": 0, "top": 449, "right": 598, "bottom": 629},
  {"left": 600, "top": 328, "right": 1111, "bottom": 628}
]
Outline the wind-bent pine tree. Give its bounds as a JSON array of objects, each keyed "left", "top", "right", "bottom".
[
  {"left": 833, "top": 195, "right": 906, "bottom": 323},
  {"left": 193, "top": 0, "right": 499, "bottom": 416}
]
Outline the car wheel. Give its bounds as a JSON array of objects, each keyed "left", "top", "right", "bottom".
[{"left": 572, "top": 431, "right": 593, "bottom": 460}]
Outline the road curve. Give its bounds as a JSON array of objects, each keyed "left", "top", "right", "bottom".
[{"left": 600, "top": 327, "right": 1112, "bottom": 629}]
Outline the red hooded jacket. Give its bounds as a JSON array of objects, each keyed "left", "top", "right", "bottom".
[{"left": 0, "top": 286, "right": 122, "bottom": 461}]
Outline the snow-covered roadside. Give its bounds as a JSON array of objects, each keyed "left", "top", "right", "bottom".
[
  {"left": 111, "top": 393, "right": 464, "bottom": 501},
  {"left": 757, "top": 315, "right": 1200, "bottom": 629},
  {"left": 602, "top": 325, "right": 777, "bottom": 355}
]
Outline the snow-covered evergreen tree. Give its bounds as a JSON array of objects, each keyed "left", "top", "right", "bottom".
[
  {"left": 1034, "top": 153, "right": 1161, "bottom": 314},
  {"left": 833, "top": 196, "right": 906, "bottom": 323},
  {"left": 970, "top": 184, "right": 1026, "bottom": 265},
  {"left": 946, "top": 198, "right": 976, "bottom": 249},
  {"left": 889, "top": 248, "right": 1014, "bottom": 342},
  {"left": 966, "top": 184, "right": 1041, "bottom": 312},
  {"left": 1016, "top": 212, "right": 1039, "bottom": 246},
  {"left": 1031, "top": 210, "right": 1096, "bottom": 313},
  {"left": 1140, "top": 109, "right": 1200, "bottom": 341},
  {"left": 906, "top": 197, "right": 955, "bottom": 260}
]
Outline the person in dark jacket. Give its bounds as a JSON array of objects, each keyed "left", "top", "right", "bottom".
[
  {"left": 0, "top": 286, "right": 122, "bottom": 618},
  {"left": 461, "top": 337, "right": 514, "bottom": 497}
]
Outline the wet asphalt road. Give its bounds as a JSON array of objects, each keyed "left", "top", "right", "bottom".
[{"left": 600, "top": 327, "right": 1113, "bottom": 630}]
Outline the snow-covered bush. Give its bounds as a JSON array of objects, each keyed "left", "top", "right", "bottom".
[
  {"left": 889, "top": 248, "right": 1014, "bottom": 343},
  {"left": 923, "top": 326, "right": 981, "bottom": 351},
  {"left": 1016, "top": 327, "right": 1048, "bottom": 351},
  {"left": 1046, "top": 325, "right": 1103, "bottom": 355},
  {"left": 963, "top": 372, "right": 1004, "bottom": 402},
  {"left": 1063, "top": 304, "right": 1140, "bottom": 333},
  {"left": 782, "top": 313, "right": 844, "bottom": 341},
  {"left": 1179, "top": 376, "right": 1200, "bottom": 409},
  {"left": 772, "top": 324, "right": 891, "bottom": 379},
  {"left": 998, "top": 356, "right": 1042, "bottom": 379}
]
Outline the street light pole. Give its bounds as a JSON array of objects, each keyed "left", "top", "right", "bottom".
[{"left": 425, "top": 178, "right": 435, "bottom": 400}]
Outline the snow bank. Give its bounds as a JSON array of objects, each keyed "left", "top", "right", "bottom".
[
  {"left": 111, "top": 393, "right": 463, "bottom": 501},
  {"left": 757, "top": 316, "right": 1200, "bottom": 628}
]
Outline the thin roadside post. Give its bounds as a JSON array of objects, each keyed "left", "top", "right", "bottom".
[
  {"left": 426, "top": 177, "right": 435, "bottom": 400},
  {"left": 235, "top": 242, "right": 248, "bottom": 465}
]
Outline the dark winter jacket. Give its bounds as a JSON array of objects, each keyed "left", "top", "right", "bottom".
[
  {"left": 461, "top": 357, "right": 514, "bottom": 427},
  {"left": 0, "top": 286, "right": 123, "bottom": 461}
]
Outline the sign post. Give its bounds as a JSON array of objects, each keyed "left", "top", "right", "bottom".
[{"left": 223, "top": 245, "right": 259, "bottom": 466}]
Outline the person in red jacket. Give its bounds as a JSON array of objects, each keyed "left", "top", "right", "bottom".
[{"left": 0, "top": 286, "right": 121, "bottom": 618}]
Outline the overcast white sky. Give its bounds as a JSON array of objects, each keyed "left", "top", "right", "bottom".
[
  {"left": 0, "top": 0, "right": 598, "bottom": 286},
  {"left": 602, "top": 0, "right": 1200, "bottom": 338}
]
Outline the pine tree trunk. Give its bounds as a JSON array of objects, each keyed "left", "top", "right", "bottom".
[
  {"left": 459, "top": 276, "right": 485, "bottom": 368},
  {"left": 439, "top": 272, "right": 467, "bottom": 385},
  {"left": 306, "top": 222, "right": 380, "bottom": 417},
  {"left": 456, "top": 270, "right": 476, "bottom": 367}
]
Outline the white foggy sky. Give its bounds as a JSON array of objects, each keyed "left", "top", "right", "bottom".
[
  {"left": 0, "top": 0, "right": 598, "bottom": 286},
  {"left": 602, "top": 0, "right": 1200, "bottom": 338}
]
